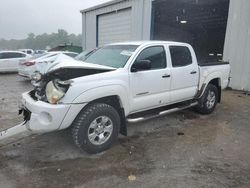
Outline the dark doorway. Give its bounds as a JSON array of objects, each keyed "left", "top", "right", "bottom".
[{"left": 151, "top": 0, "right": 230, "bottom": 63}]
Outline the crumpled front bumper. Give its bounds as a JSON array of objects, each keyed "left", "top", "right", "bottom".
[
  {"left": 0, "top": 91, "right": 86, "bottom": 146},
  {"left": 0, "top": 121, "right": 32, "bottom": 146},
  {"left": 20, "top": 91, "right": 71, "bottom": 132}
]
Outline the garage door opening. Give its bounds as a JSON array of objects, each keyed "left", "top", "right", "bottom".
[
  {"left": 97, "top": 8, "right": 132, "bottom": 47},
  {"left": 151, "top": 0, "right": 230, "bottom": 63}
]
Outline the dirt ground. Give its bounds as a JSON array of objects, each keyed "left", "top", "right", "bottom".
[{"left": 0, "top": 73, "right": 250, "bottom": 188}]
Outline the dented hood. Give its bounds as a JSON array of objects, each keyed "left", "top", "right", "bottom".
[
  {"left": 46, "top": 55, "right": 116, "bottom": 73},
  {"left": 39, "top": 55, "right": 117, "bottom": 81}
]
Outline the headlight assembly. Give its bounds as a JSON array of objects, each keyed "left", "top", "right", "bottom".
[
  {"left": 45, "top": 79, "right": 71, "bottom": 104},
  {"left": 31, "top": 72, "right": 43, "bottom": 87},
  {"left": 31, "top": 72, "right": 42, "bottom": 82}
]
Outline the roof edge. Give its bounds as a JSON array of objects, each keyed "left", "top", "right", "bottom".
[{"left": 80, "top": 0, "right": 125, "bottom": 13}]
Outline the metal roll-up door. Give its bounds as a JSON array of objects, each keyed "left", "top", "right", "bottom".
[{"left": 97, "top": 8, "right": 132, "bottom": 46}]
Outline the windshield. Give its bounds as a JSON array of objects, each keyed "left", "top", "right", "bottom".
[
  {"left": 31, "top": 52, "right": 48, "bottom": 60},
  {"left": 84, "top": 45, "right": 138, "bottom": 68},
  {"left": 75, "top": 50, "right": 95, "bottom": 61}
]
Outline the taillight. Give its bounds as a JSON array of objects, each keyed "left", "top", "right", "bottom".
[{"left": 22, "top": 61, "right": 35, "bottom": 66}]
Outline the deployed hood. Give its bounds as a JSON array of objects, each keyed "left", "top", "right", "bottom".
[
  {"left": 32, "top": 55, "right": 117, "bottom": 101},
  {"left": 46, "top": 55, "right": 116, "bottom": 73},
  {"left": 36, "top": 55, "right": 116, "bottom": 82},
  {"left": 35, "top": 54, "right": 74, "bottom": 74}
]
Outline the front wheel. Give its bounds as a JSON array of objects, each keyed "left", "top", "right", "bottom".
[
  {"left": 71, "top": 103, "right": 120, "bottom": 154},
  {"left": 195, "top": 84, "right": 218, "bottom": 114}
]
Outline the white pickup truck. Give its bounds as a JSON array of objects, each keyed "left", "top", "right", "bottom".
[{"left": 0, "top": 41, "right": 230, "bottom": 153}]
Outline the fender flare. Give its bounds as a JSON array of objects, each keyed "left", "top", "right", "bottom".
[
  {"left": 196, "top": 71, "right": 222, "bottom": 99},
  {"left": 72, "top": 84, "right": 130, "bottom": 115}
]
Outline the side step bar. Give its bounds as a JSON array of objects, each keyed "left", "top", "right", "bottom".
[{"left": 127, "top": 102, "right": 198, "bottom": 123}]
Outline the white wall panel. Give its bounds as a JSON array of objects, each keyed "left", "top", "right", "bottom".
[{"left": 224, "top": 0, "right": 250, "bottom": 91}]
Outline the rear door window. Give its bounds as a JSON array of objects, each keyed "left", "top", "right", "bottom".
[{"left": 169, "top": 46, "right": 192, "bottom": 67}]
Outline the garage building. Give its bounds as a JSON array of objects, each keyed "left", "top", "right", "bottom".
[{"left": 81, "top": 0, "right": 250, "bottom": 91}]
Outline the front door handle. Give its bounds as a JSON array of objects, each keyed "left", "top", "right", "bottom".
[
  {"left": 190, "top": 71, "right": 197, "bottom": 74},
  {"left": 162, "top": 74, "right": 171, "bottom": 78}
]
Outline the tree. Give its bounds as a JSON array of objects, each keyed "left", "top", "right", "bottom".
[{"left": 0, "top": 29, "right": 82, "bottom": 50}]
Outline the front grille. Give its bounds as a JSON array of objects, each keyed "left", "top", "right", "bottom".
[
  {"left": 29, "top": 90, "right": 38, "bottom": 101},
  {"left": 19, "top": 108, "right": 31, "bottom": 122}
]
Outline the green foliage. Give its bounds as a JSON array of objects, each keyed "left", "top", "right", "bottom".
[{"left": 0, "top": 29, "right": 82, "bottom": 50}]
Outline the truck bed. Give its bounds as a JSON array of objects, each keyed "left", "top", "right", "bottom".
[
  {"left": 198, "top": 61, "right": 230, "bottom": 91},
  {"left": 198, "top": 61, "right": 229, "bottom": 67}
]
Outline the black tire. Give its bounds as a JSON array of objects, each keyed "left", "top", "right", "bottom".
[
  {"left": 72, "top": 103, "right": 120, "bottom": 154},
  {"left": 195, "top": 84, "right": 218, "bottom": 114}
]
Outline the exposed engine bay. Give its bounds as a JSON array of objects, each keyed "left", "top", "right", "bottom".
[{"left": 31, "top": 67, "right": 113, "bottom": 102}]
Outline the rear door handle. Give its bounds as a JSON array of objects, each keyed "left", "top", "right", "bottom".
[
  {"left": 190, "top": 71, "right": 197, "bottom": 74},
  {"left": 162, "top": 74, "right": 171, "bottom": 78}
]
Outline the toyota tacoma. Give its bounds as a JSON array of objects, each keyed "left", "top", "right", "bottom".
[{"left": 0, "top": 41, "right": 230, "bottom": 153}]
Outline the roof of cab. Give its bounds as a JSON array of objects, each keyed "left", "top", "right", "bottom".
[
  {"left": 0, "top": 50, "right": 28, "bottom": 54},
  {"left": 106, "top": 41, "right": 190, "bottom": 46}
]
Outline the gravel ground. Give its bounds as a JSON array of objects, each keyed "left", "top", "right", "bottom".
[{"left": 0, "top": 73, "right": 250, "bottom": 188}]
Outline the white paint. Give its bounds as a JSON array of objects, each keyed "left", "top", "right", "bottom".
[{"left": 1, "top": 41, "right": 230, "bottom": 142}]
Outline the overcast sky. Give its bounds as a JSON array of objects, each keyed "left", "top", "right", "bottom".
[{"left": 0, "top": 0, "right": 111, "bottom": 40}]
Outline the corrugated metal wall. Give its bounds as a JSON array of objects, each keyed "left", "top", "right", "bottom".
[
  {"left": 81, "top": 0, "right": 152, "bottom": 50},
  {"left": 223, "top": 0, "right": 250, "bottom": 91}
]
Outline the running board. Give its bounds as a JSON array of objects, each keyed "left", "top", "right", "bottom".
[{"left": 127, "top": 102, "right": 198, "bottom": 123}]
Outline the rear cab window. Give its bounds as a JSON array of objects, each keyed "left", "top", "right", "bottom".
[{"left": 169, "top": 46, "right": 192, "bottom": 67}]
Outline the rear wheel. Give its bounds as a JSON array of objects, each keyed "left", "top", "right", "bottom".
[
  {"left": 195, "top": 84, "right": 218, "bottom": 114},
  {"left": 72, "top": 103, "right": 120, "bottom": 154}
]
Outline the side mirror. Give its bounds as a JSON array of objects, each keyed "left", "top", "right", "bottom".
[{"left": 131, "top": 60, "right": 151, "bottom": 72}]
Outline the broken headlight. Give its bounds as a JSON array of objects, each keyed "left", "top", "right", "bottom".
[
  {"left": 45, "top": 79, "right": 72, "bottom": 104},
  {"left": 31, "top": 72, "right": 42, "bottom": 82},
  {"left": 31, "top": 72, "right": 43, "bottom": 87}
]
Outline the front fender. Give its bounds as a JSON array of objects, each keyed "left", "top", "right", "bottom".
[{"left": 72, "top": 84, "right": 130, "bottom": 116}]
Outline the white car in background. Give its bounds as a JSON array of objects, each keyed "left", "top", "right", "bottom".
[
  {"left": 19, "top": 49, "right": 34, "bottom": 55},
  {"left": 18, "top": 51, "right": 78, "bottom": 78},
  {"left": 0, "top": 51, "right": 32, "bottom": 73},
  {"left": 34, "top": 50, "right": 47, "bottom": 55}
]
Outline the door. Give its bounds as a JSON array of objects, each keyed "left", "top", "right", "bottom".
[
  {"left": 0, "top": 52, "right": 8, "bottom": 71},
  {"left": 97, "top": 8, "right": 132, "bottom": 46},
  {"left": 129, "top": 46, "right": 171, "bottom": 113},
  {"left": 169, "top": 45, "right": 199, "bottom": 103}
]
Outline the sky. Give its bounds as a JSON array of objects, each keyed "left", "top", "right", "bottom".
[{"left": 0, "top": 0, "right": 112, "bottom": 40}]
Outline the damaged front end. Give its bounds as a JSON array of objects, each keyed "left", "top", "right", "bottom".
[
  {"left": 0, "top": 108, "right": 32, "bottom": 147},
  {"left": 31, "top": 67, "right": 114, "bottom": 103},
  {"left": 0, "top": 63, "right": 115, "bottom": 146}
]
